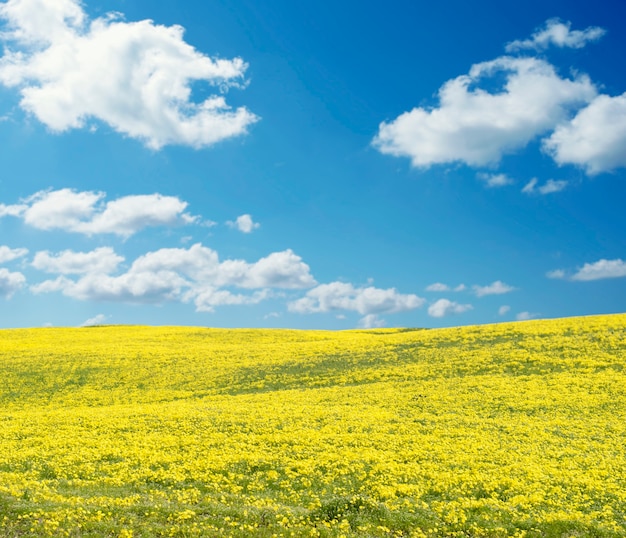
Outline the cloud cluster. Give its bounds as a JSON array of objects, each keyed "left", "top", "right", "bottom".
[
  {"left": 1, "top": 189, "right": 198, "bottom": 237},
  {"left": 0, "top": 0, "right": 257, "bottom": 148},
  {"left": 373, "top": 19, "right": 626, "bottom": 176},
  {"left": 25, "top": 243, "right": 427, "bottom": 323},
  {"left": 31, "top": 243, "right": 316, "bottom": 310},
  {"left": 373, "top": 56, "right": 596, "bottom": 168}
]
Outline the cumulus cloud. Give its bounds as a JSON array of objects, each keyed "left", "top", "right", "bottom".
[
  {"left": 191, "top": 287, "right": 270, "bottom": 313},
  {"left": 1, "top": 189, "right": 198, "bottom": 237},
  {"left": 522, "top": 178, "right": 568, "bottom": 195},
  {"left": 373, "top": 56, "right": 596, "bottom": 168},
  {"left": 0, "top": 267, "right": 25, "bottom": 298},
  {"left": 505, "top": 19, "right": 606, "bottom": 52},
  {"left": 428, "top": 298, "right": 473, "bottom": 318},
  {"left": 227, "top": 214, "right": 260, "bottom": 233},
  {"left": 358, "top": 314, "right": 386, "bottom": 329},
  {"left": 547, "top": 259, "right": 626, "bottom": 281},
  {"left": 0, "top": 0, "right": 258, "bottom": 148},
  {"left": 473, "top": 280, "right": 515, "bottom": 297},
  {"left": 32, "top": 247, "right": 123, "bottom": 274},
  {"left": 288, "top": 282, "right": 424, "bottom": 316},
  {"left": 543, "top": 93, "right": 626, "bottom": 174},
  {"left": 0, "top": 245, "right": 28, "bottom": 263},
  {"left": 80, "top": 313, "right": 108, "bottom": 327},
  {"left": 571, "top": 259, "right": 626, "bottom": 281},
  {"left": 31, "top": 243, "right": 315, "bottom": 309},
  {"left": 477, "top": 173, "right": 514, "bottom": 188}
]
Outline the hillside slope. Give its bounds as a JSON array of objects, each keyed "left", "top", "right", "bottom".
[{"left": 0, "top": 314, "right": 625, "bottom": 537}]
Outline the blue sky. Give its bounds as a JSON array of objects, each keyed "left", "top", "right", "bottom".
[{"left": 0, "top": 0, "right": 624, "bottom": 329}]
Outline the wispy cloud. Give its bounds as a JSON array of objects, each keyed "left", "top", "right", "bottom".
[
  {"left": 516, "top": 311, "right": 538, "bottom": 321},
  {"left": 473, "top": 281, "right": 515, "bottom": 297},
  {"left": 477, "top": 173, "right": 514, "bottom": 188},
  {"left": 0, "top": 245, "right": 28, "bottom": 263},
  {"left": 505, "top": 18, "right": 606, "bottom": 52},
  {"left": 0, "top": 0, "right": 258, "bottom": 149},
  {"left": 522, "top": 178, "right": 568, "bottom": 195},
  {"left": 80, "top": 314, "right": 108, "bottom": 327}
]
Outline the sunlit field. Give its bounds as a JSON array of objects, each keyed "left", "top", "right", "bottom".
[{"left": 0, "top": 314, "right": 625, "bottom": 537}]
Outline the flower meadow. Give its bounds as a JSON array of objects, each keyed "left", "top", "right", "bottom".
[{"left": 0, "top": 315, "right": 625, "bottom": 537}]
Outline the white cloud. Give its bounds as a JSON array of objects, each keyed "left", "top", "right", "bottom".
[
  {"left": 227, "top": 214, "right": 260, "bottom": 233},
  {"left": 498, "top": 305, "right": 510, "bottom": 316},
  {"left": 477, "top": 173, "right": 514, "bottom": 188},
  {"left": 0, "top": 267, "right": 25, "bottom": 298},
  {"left": 32, "top": 271, "right": 189, "bottom": 303},
  {"left": 80, "top": 313, "right": 108, "bottom": 327},
  {"left": 32, "top": 247, "right": 123, "bottom": 274},
  {"left": 571, "top": 259, "right": 626, "bottom": 281},
  {"left": 516, "top": 311, "right": 538, "bottom": 321},
  {"left": 358, "top": 314, "right": 386, "bottom": 328},
  {"left": 522, "top": 178, "right": 568, "bottom": 195},
  {"left": 373, "top": 56, "right": 596, "bottom": 168},
  {"left": 192, "top": 287, "right": 270, "bottom": 313},
  {"left": 0, "top": 245, "right": 28, "bottom": 263},
  {"left": 543, "top": 93, "right": 626, "bottom": 174},
  {"left": 288, "top": 282, "right": 425, "bottom": 316},
  {"left": 425, "top": 282, "right": 449, "bottom": 292},
  {"left": 539, "top": 179, "right": 568, "bottom": 194},
  {"left": 473, "top": 280, "right": 515, "bottom": 297},
  {"left": 427, "top": 298, "right": 473, "bottom": 318},
  {"left": 521, "top": 178, "right": 538, "bottom": 194},
  {"left": 0, "top": 203, "right": 27, "bottom": 217},
  {"left": 426, "top": 282, "right": 465, "bottom": 292},
  {"left": 2, "top": 189, "right": 198, "bottom": 237},
  {"left": 506, "top": 19, "right": 606, "bottom": 52},
  {"left": 0, "top": 0, "right": 258, "bottom": 149}
]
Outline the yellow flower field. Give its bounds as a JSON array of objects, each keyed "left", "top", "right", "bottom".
[{"left": 0, "top": 314, "right": 625, "bottom": 537}]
